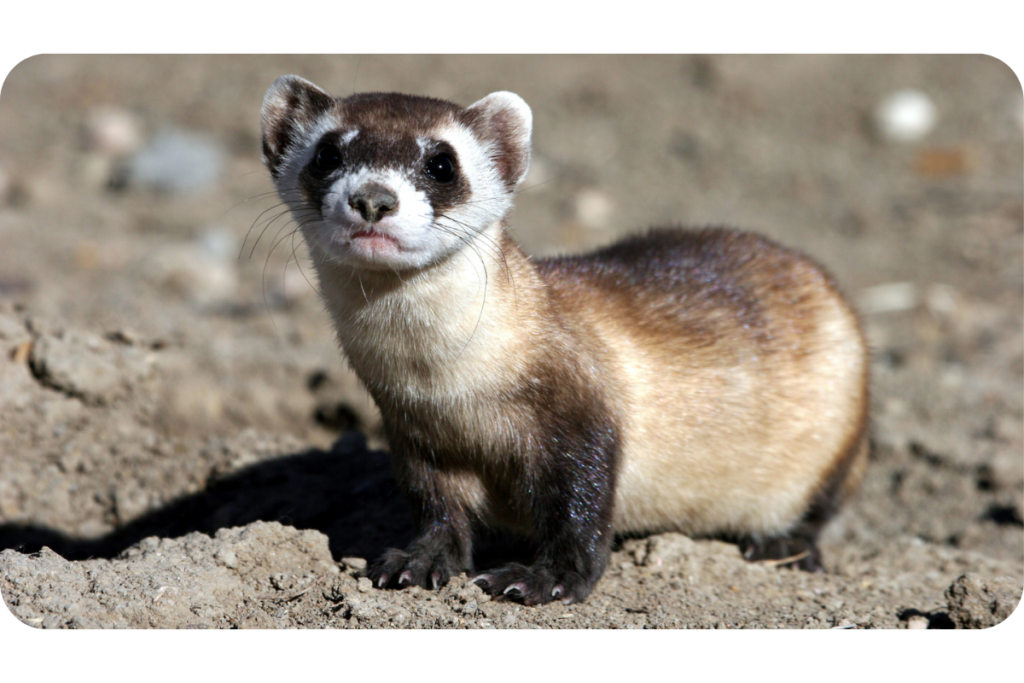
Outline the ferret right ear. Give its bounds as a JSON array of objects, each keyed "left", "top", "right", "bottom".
[
  {"left": 261, "top": 75, "right": 335, "bottom": 177},
  {"left": 464, "top": 92, "right": 533, "bottom": 191}
]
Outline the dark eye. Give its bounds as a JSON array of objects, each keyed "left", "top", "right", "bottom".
[
  {"left": 425, "top": 153, "right": 455, "bottom": 183},
  {"left": 313, "top": 144, "right": 342, "bottom": 173}
]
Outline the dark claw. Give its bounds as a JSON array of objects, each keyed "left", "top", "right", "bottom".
[
  {"left": 367, "top": 547, "right": 460, "bottom": 590},
  {"left": 475, "top": 562, "right": 596, "bottom": 606}
]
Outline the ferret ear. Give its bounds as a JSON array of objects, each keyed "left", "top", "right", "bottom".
[
  {"left": 464, "top": 91, "right": 532, "bottom": 190},
  {"left": 261, "top": 75, "right": 335, "bottom": 177}
]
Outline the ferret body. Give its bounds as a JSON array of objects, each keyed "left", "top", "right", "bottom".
[{"left": 260, "top": 76, "right": 869, "bottom": 605}]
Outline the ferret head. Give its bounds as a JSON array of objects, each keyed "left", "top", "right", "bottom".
[{"left": 261, "top": 76, "right": 532, "bottom": 271}]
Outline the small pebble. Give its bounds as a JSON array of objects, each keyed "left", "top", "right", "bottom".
[
  {"left": 84, "top": 107, "right": 142, "bottom": 156},
  {"left": 574, "top": 189, "right": 613, "bottom": 229},
  {"left": 858, "top": 282, "right": 918, "bottom": 315},
  {"left": 874, "top": 90, "right": 937, "bottom": 143},
  {"left": 906, "top": 615, "right": 930, "bottom": 629},
  {"left": 214, "top": 548, "right": 237, "bottom": 569},
  {"left": 357, "top": 577, "right": 373, "bottom": 593},
  {"left": 342, "top": 557, "right": 367, "bottom": 571}
]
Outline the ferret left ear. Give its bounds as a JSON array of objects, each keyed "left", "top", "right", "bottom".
[
  {"left": 261, "top": 75, "right": 335, "bottom": 178},
  {"left": 464, "top": 92, "right": 533, "bottom": 190}
]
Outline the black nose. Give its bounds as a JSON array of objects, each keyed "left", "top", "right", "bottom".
[{"left": 348, "top": 185, "right": 399, "bottom": 223}]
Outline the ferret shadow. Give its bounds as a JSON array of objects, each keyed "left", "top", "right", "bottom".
[
  {"left": 0, "top": 432, "right": 534, "bottom": 570},
  {"left": 0, "top": 432, "right": 402, "bottom": 562}
]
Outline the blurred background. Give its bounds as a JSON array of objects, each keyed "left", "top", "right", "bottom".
[{"left": 0, "top": 56, "right": 1021, "bottom": 578}]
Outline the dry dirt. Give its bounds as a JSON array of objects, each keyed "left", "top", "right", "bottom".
[{"left": 0, "top": 55, "right": 1021, "bottom": 633}]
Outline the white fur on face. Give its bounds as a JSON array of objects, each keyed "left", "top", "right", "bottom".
[
  {"left": 329, "top": 145, "right": 506, "bottom": 270},
  {"left": 270, "top": 103, "right": 523, "bottom": 273},
  {"left": 428, "top": 121, "right": 514, "bottom": 245},
  {"left": 311, "top": 167, "right": 443, "bottom": 270},
  {"left": 268, "top": 120, "right": 439, "bottom": 271}
]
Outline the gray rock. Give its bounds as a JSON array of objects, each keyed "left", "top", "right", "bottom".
[{"left": 126, "top": 130, "right": 225, "bottom": 193}]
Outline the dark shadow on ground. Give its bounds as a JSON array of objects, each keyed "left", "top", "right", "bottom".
[
  {"left": 0, "top": 431, "right": 535, "bottom": 570},
  {"left": 0, "top": 432, "right": 407, "bottom": 562}
]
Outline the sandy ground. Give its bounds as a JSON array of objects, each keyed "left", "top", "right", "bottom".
[{"left": 0, "top": 55, "right": 1021, "bottom": 634}]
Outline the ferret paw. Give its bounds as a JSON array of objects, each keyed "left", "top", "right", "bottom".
[
  {"left": 739, "top": 536, "right": 824, "bottom": 572},
  {"left": 472, "top": 563, "right": 594, "bottom": 606},
  {"left": 367, "top": 548, "right": 460, "bottom": 590}
]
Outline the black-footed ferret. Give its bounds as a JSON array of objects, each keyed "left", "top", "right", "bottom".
[{"left": 260, "top": 76, "right": 869, "bottom": 606}]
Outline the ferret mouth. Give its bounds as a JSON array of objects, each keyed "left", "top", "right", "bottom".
[{"left": 350, "top": 229, "right": 401, "bottom": 249}]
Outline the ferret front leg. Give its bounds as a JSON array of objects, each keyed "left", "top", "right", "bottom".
[
  {"left": 475, "top": 427, "right": 619, "bottom": 606},
  {"left": 367, "top": 461, "right": 473, "bottom": 590}
]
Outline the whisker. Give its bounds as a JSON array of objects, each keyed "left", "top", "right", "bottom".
[
  {"left": 239, "top": 188, "right": 311, "bottom": 254},
  {"left": 243, "top": 200, "right": 315, "bottom": 262},
  {"left": 288, "top": 223, "right": 321, "bottom": 299}
]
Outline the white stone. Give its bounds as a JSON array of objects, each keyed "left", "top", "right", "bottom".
[
  {"left": 84, "top": 107, "right": 142, "bottom": 156},
  {"left": 874, "top": 90, "right": 937, "bottom": 143},
  {"left": 574, "top": 188, "right": 613, "bottom": 229},
  {"left": 857, "top": 282, "right": 918, "bottom": 315}
]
